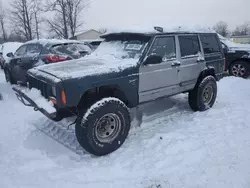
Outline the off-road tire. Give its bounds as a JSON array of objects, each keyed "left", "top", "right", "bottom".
[
  {"left": 75, "top": 98, "right": 131, "bottom": 156},
  {"left": 229, "top": 61, "right": 250, "bottom": 78},
  {"left": 188, "top": 76, "right": 217, "bottom": 111}
]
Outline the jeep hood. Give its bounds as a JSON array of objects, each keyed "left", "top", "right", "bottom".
[{"left": 28, "top": 55, "right": 139, "bottom": 82}]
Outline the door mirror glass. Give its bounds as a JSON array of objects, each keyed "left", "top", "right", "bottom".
[
  {"left": 144, "top": 54, "right": 162, "bottom": 65},
  {"left": 6, "top": 52, "right": 14, "bottom": 57}
]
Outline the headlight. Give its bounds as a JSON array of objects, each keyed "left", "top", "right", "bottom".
[{"left": 51, "top": 86, "right": 57, "bottom": 96}]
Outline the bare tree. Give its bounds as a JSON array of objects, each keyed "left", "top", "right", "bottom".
[
  {"left": 45, "top": 0, "right": 69, "bottom": 39},
  {"left": 45, "top": 0, "right": 89, "bottom": 39},
  {"left": 233, "top": 22, "right": 250, "bottom": 36},
  {"left": 0, "top": 0, "right": 7, "bottom": 42},
  {"left": 10, "top": 0, "right": 34, "bottom": 41},
  {"left": 31, "top": 0, "right": 42, "bottom": 39},
  {"left": 213, "top": 21, "right": 229, "bottom": 37}
]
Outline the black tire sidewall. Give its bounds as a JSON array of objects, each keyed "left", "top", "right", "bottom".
[
  {"left": 76, "top": 100, "right": 130, "bottom": 156},
  {"left": 230, "top": 61, "right": 250, "bottom": 78},
  {"left": 197, "top": 77, "right": 217, "bottom": 111},
  {"left": 4, "top": 69, "right": 10, "bottom": 83},
  {"left": 4, "top": 69, "right": 15, "bottom": 84}
]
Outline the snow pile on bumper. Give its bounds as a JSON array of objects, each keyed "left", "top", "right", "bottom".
[{"left": 14, "top": 86, "right": 56, "bottom": 114}]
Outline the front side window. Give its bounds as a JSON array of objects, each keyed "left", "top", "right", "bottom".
[
  {"left": 148, "top": 36, "right": 176, "bottom": 61},
  {"left": 15, "top": 45, "right": 27, "bottom": 56},
  {"left": 179, "top": 35, "right": 201, "bottom": 58},
  {"left": 200, "top": 35, "right": 220, "bottom": 54}
]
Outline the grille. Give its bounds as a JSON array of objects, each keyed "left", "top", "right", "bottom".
[{"left": 28, "top": 75, "right": 50, "bottom": 99}]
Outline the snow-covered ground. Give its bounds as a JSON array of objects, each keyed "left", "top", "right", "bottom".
[{"left": 1, "top": 70, "right": 250, "bottom": 188}]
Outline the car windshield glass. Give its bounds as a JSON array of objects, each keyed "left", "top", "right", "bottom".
[{"left": 92, "top": 35, "right": 150, "bottom": 59}]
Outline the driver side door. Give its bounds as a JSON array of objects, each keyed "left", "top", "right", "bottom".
[{"left": 138, "top": 35, "right": 180, "bottom": 103}]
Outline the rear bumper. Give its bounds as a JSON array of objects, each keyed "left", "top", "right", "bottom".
[{"left": 12, "top": 86, "right": 57, "bottom": 120}]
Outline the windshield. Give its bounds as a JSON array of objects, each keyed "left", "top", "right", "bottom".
[{"left": 89, "top": 35, "right": 150, "bottom": 60}]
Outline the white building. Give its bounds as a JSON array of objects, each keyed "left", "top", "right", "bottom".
[{"left": 72, "top": 29, "right": 102, "bottom": 40}]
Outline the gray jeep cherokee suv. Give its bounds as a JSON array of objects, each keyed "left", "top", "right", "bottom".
[{"left": 13, "top": 27, "right": 225, "bottom": 156}]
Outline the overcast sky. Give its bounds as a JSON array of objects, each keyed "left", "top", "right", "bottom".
[
  {"left": 84, "top": 0, "right": 250, "bottom": 30},
  {"left": 2, "top": 0, "right": 250, "bottom": 31}
]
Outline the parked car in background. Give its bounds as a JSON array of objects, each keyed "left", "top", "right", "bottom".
[
  {"left": 81, "top": 39, "right": 104, "bottom": 50},
  {"left": 219, "top": 35, "right": 250, "bottom": 78},
  {"left": 0, "top": 42, "right": 23, "bottom": 69},
  {"left": 4, "top": 39, "right": 93, "bottom": 85}
]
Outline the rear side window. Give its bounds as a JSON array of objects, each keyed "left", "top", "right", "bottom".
[
  {"left": 179, "top": 35, "right": 200, "bottom": 58},
  {"left": 200, "top": 35, "right": 220, "bottom": 54},
  {"left": 148, "top": 36, "right": 176, "bottom": 61},
  {"left": 26, "top": 44, "right": 41, "bottom": 55}
]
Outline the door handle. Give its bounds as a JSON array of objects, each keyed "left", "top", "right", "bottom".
[{"left": 171, "top": 61, "right": 181, "bottom": 67}]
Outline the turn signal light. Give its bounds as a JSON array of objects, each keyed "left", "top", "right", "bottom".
[{"left": 61, "top": 90, "right": 67, "bottom": 105}]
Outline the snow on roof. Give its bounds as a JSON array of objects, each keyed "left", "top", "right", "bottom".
[
  {"left": 102, "top": 24, "right": 216, "bottom": 36},
  {"left": 25, "top": 39, "right": 85, "bottom": 46}
]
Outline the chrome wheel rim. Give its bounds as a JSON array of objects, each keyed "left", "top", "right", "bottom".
[
  {"left": 95, "top": 113, "right": 121, "bottom": 143},
  {"left": 202, "top": 85, "right": 213, "bottom": 104},
  {"left": 232, "top": 64, "right": 245, "bottom": 77}
]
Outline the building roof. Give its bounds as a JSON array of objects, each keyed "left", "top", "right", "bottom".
[{"left": 74, "top": 29, "right": 101, "bottom": 37}]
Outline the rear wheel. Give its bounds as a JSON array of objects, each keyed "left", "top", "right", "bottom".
[
  {"left": 75, "top": 98, "right": 131, "bottom": 156},
  {"left": 229, "top": 61, "right": 250, "bottom": 78},
  {"left": 188, "top": 76, "right": 217, "bottom": 111}
]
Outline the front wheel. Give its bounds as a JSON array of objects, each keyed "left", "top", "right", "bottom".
[
  {"left": 188, "top": 76, "right": 217, "bottom": 111},
  {"left": 75, "top": 98, "right": 131, "bottom": 156}
]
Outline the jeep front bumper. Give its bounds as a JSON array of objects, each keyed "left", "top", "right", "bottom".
[{"left": 12, "top": 86, "right": 57, "bottom": 120}]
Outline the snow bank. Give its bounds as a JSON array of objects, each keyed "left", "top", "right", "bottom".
[
  {"left": 18, "top": 87, "right": 56, "bottom": 114},
  {"left": 2, "top": 70, "right": 250, "bottom": 188}
]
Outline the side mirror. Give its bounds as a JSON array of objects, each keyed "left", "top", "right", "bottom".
[
  {"left": 0, "top": 52, "right": 3, "bottom": 56},
  {"left": 144, "top": 54, "right": 162, "bottom": 65},
  {"left": 6, "top": 52, "right": 14, "bottom": 58}
]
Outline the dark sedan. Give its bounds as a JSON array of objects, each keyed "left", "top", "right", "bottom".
[{"left": 4, "top": 39, "right": 93, "bottom": 85}]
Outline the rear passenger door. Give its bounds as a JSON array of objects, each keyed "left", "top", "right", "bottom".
[
  {"left": 199, "top": 34, "right": 224, "bottom": 76},
  {"left": 178, "top": 35, "right": 205, "bottom": 90}
]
